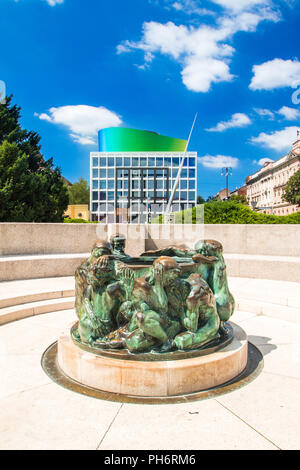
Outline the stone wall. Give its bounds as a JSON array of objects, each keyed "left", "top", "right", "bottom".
[{"left": 0, "top": 223, "right": 299, "bottom": 257}]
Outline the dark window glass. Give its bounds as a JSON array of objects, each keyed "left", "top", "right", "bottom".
[
  {"left": 189, "top": 169, "right": 195, "bottom": 178},
  {"left": 92, "top": 191, "right": 98, "bottom": 201},
  {"left": 108, "top": 157, "right": 114, "bottom": 166},
  {"left": 132, "top": 158, "right": 139, "bottom": 166},
  {"left": 172, "top": 157, "right": 179, "bottom": 166},
  {"left": 100, "top": 180, "right": 106, "bottom": 189},
  {"left": 108, "top": 169, "right": 114, "bottom": 178},
  {"left": 182, "top": 169, "right": 188, "bottom": 178},
  {"left": 156, "top": 158, "right": 163, "bottom": 166},
  {"left": 92, "top": 169, "right": 98, "bottom": 178},
  {"left": 92, "top": 203, "right": 98, "bottom": 211},
  {"left": 116, "top": 157, "right": 122, "bottom": 166},
  {"left": 189, "top": 191, "right": 195, "bottom": 201},
  {"left": 148, "top": 157, "right": 155, "bottom": 166},
  {"left": 100, "top": 157, "right": 106, "bottom": 167},
  {"left": 99, "top": 191, "right": 106, "bottom": 201},
  {"left": 189, "top": 180, "right": 195, "bottom": 189},
  {"left": 124, "top": 157, "right": 130, "bottom": 166},
  {"left": 92, "top": 180, "right": 98, "bottom": 190},
  {"left": 100, "top": 169, "right": 106, "bottom": 178},
  {"left": 181, "top": 180, "right": 187, "bottom": 189},
  {"left": 140, "top": 158, "right": 147, "bottom": 166},
  {"left": 188, "top": 157, "right": 195, "bottom": 167},
  {"left": 92, "top": 157, "right": 99, "bottom": 167},
  {"left": 107, "top": 192, "right": 114, "bottom": 201},
  {"left": 172, "top": 169, "right": 178, "bottom": 178},
  {"left": 108, "top": 180, "right": 114, "bottom": 189},
  {"left": 181, "top": 191, "right": 187, "bottom": 200},
  {"left": 164, "top": 157, "right": 171, "bottom": 167}
]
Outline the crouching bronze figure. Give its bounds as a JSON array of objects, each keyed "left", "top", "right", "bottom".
[{"left": 73, "top": 236, "right": 235, "bottom": 354}]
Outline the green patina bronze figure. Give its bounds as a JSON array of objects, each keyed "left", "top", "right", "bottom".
[{"left": 73, "top": 236, "right": 235, "bottom": 354}]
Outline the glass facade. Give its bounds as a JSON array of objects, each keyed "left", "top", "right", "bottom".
[{"left": 90, "top": 152, "right": 197, "bottom": 222}]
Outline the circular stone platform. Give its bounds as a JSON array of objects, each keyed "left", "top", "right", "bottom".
[{"left": 57, "top": 322, "right": 248, "bottom": 397}]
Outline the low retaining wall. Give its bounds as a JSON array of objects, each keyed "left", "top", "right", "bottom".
[
  {"left": 1, "top": 223, "right": 299, "bottom": 257},
  {"left": 0, "top": 223, "right": 299, "bottom": 282}
]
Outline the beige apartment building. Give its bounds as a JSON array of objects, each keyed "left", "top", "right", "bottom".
[{"left": 246, "top": 137, "right": 300, "bottom": 215}]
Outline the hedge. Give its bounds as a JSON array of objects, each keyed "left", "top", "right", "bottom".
[{"left": 152, "top": 201, "right": 300, "bottom": 224}]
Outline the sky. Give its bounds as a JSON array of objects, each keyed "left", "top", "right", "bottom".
[{"left": 1, "top": 0, "right": 300, "bottom": 199}]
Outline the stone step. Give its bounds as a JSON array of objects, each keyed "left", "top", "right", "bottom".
[
  {"left": 0, "top": 296, "right": 75, "bottom": 325},
  {"left": 236, "top": 297, "right": 300, "bottom": 325},
  {"left": 225, "top": 253, "right": 300, "bottom": 282},
  {"left": 0, "top": 253, "right": 88, "bottom": 282},
  {"left": 0, "top": 276, "right": 75, "bottom": 308}
]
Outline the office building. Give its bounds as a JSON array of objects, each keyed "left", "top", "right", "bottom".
[{"left": 90, "top": 128, "right": 197, "bottom": 222}]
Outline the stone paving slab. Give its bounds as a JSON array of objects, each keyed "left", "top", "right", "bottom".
[{"left": 0, "top": 307, "right": 299, "bottom": 450}]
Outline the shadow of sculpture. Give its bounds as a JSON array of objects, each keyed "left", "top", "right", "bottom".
[{"left": 247, "top": 335, "right": 277, "bottom": 356}]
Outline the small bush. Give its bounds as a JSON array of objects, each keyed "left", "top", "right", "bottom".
[{"left": 63, "top": 218, "right": 89, "bottom": 223}]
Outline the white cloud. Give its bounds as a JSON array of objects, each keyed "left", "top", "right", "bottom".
[
  {"left": 206, "top": 112, "right": 251, "bottom": 132},
  {"left": 253, "top": 108, "right": 275, "bottom": 119},
  {"left": 35, "top": 105, "right": 122, "bottom": 145},
  {"left": 253, "top": 157, "right": 274, "bottom": 165},
  {"left": 211, "top": 0, "right": 273, "bottom": 13},
  {"left": 198, "top": 154, "right": 239, "bottom": 168},
  {"left": 250, "top": 126, "right": 299, "bottom": 151},
  {"left": 171, "top": 0, "right": 215, "bottom": 16},
  {"left": 46, "top": 0, "right": 64, "bottom": 5},
  {"left": 118, "top": 1, "right": 281, "bottom": 92},
  {"left": 250, "top": 58, "right": 300, "bottom": 90},
  {"left": 278, "top": 106, "right": 300, "bottom": 120}
]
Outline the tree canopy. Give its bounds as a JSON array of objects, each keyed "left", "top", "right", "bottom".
[
  {"left": 282, "top": 169, "right": 300, "bottom": 206},
  {"left": 0, "top": 96, "right": 69, "bottom": 222},
  {"left": 68, "top": 177, "right": 90, "bottom": 206}
]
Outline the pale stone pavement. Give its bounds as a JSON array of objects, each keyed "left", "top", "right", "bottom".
[{"left": 0, "top": 279, "right": 299, "bottom": 450}]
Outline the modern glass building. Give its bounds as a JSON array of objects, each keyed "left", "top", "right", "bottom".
[{"left": 90, "top": 128, "right": 197, "bottom": 223}]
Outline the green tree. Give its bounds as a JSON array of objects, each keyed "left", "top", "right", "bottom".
[
  {"left": 0, "top": 96, "right": 68, "bottom": 222},
  {"left": 282, "top": 169, "right": 300, "bottom": 206},
  {"left": 68, "top": 177, "right": 90, "bottom": 205},
  {"left": 229, "top": 194, "right": 248, "bottom": 205},
  {"left": 197, "top": 195, "right": 205, "bottom": 204}
]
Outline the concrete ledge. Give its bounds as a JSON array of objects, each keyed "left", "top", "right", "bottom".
[
  {"left": 0, "top": 297, "right": 75, "bottom": 325},
  {"left": 1, "top": 252, "right": 299, "bottom": 282},
  {"left": 0, "top": 254, "right": 88, "bottom": 281},
  {"left": 0, "top": 277, "right": 75, "bottom": 308},
  {"left": 224, "top": 254, "right": 300, "bottom": 282}
]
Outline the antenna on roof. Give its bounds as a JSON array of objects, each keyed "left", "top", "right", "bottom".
[{"left": 165, "top": 113, "right": 198, "bottom": 217}]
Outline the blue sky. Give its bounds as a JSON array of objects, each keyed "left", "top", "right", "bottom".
[{"left": 1, "top": 0, "right": 300, "bottom": 198}]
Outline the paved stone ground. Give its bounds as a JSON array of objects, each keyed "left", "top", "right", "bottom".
[{"left": 0, "top": 303, "right": 299, "bottom": 450}]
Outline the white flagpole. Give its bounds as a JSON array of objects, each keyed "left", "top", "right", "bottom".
[{"left": 165, "top": 112, "right": 198, "bottom": 216}]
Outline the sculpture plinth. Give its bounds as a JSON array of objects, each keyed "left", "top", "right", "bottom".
[
  {"left": 57, "top": 236, "right": 248, "bottom": 398},
  {"left": 58, "top": 322, "right": 247, "bottom": 397}
]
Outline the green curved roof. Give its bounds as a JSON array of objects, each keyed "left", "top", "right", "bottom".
[{"left": 98, "top": 127, "right": 187, "bottom": 152}]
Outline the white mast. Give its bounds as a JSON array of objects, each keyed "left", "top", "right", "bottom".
[{"left": 165, "top": 113, "right": 198, "bottom": 216}]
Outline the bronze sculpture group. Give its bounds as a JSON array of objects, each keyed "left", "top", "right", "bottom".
[{"left": 74, "top": 236, "right": 235, "bottom": 354}]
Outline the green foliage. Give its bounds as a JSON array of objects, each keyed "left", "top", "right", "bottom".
[
  {"left": 197, "top": 195, "right": 205, "bottom": 204},
  {"left": 282, "top": 169, "right": 300, "bottom": 206},
  {"left": 68, "top": 177, "right": 90, "bottom": 205},
  {"left": 228, "top": 194, "right": 248, "bottom": 205},
  {"left": 64, "top": 218, "right": 97, "bottom": 223},
  {"left": 151, "top": 201, "right": 300, "bottom": 224},
  {"left": 0, "top": 96, "right": 69, "bottom": 222},
  {"left": 64, "top": 217, "right": 88, "bottom": 223}
]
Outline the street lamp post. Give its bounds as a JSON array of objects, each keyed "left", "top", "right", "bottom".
[{"left": 221, "top": 167, "right": 232, "bottom": 199}]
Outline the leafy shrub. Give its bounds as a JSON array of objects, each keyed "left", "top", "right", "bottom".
[{"left": 151, "top": 201, "right": 300, "bottom": 224}]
